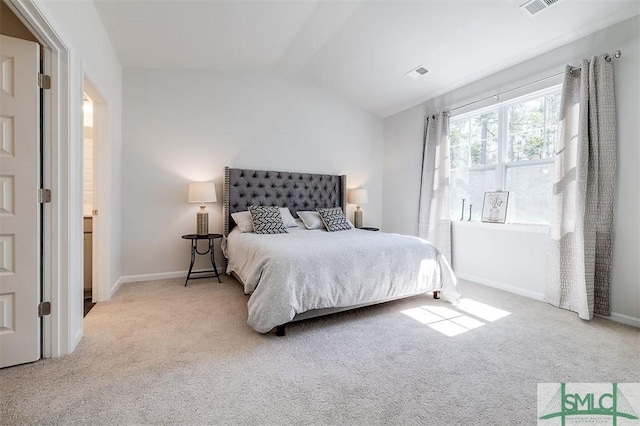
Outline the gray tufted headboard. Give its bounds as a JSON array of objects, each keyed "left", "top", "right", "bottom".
[{"left": 223, "top": 166, "right": 347, "bottom": 237}]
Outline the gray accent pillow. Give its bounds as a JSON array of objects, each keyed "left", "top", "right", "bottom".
[
  {"left": 248, "top": 205, "right": 288, "bottom": 234},
  {"left": 316, "top": 207, "right": 352, "bottom": 232}
]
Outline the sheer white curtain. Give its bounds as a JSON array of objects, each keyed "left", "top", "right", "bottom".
[
  {"left": 545, "top": 55, "right": 617, "bottom": 319},
  {"left": 418, "top": 113, "right": 452, "bottom": 263}
]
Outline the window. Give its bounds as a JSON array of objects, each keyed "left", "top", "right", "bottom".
[{"left": 449, "top": 86, "right": 561, "bottom": 224}]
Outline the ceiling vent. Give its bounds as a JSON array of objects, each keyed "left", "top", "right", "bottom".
[
  {"left": 405, "top": 65, "right": 429, "bottom": 79},
  {"left": 520, "top": 0, "right": 560, "bottom": 17}
]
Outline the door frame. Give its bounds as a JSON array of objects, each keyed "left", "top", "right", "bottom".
[{"left": 7, "top": 0, "right": 80, "bottom": 357}]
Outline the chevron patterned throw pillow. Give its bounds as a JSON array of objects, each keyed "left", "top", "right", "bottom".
[
  {"left": 316, "top": 207, "right": 353, "bottom": 232},
  {"left": 248, "top": 205, "right": 288, "bottom": 234}
]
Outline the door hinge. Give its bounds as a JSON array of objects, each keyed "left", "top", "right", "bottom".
[
  {"left": 38, "top": 73, "right": 51, "bottom": 89},
  {"left": 38, "top": 301, "right": 51, "bottom": 317},
  {"left": 38, "top": 188, "right": 51, "bottom": 203}
]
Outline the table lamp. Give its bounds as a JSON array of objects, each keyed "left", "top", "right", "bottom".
[
  {"left": 188, "top": 182, "right": 217, "bottom": 235},
  {"left": 347, "top": 188, "right": 368, "bottom": 228}
]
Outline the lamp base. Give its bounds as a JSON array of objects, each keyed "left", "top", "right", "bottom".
[
  {"left": 196, "top": 209, "right": 208, "bottom": 235},
  {"left": 354, "top": 208, "right": 363, "bottom": 228}
]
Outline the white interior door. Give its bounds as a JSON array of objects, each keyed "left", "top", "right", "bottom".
[{"left": 0, "top": 35, "right": 40, "bottom": 368}]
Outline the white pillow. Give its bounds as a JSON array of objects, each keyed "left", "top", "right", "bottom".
[
  {"left": 232, "top": 207, "right": 297, "bottom": 232},
  {"left": 231, "top": 211, "right": 254, "bottom": 233},
  {"left": 297, "top": 211, "right": 326, "bottom": 230},
  {"left": 279, "top": 207, "right": 298, "bottom": 228}
]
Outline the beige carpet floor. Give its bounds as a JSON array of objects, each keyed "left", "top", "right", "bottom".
[{"left": 1, "top": 277, "right": 638, "bottom": 425}]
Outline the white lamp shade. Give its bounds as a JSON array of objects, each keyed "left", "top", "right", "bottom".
[
  {"left": 188, "top": 182, "right": 217, "bottom": 203},
  {"left": 347, "top": 188, "right": 368, "bottom": 205}
]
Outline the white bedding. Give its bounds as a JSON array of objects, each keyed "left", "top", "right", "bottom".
[{"left": 225, "top": 223, "right": 461, "bottom": 333}]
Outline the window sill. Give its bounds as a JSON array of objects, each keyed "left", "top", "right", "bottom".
[{"left": 451, "top": 220, "right": 549, "bottom": 234}]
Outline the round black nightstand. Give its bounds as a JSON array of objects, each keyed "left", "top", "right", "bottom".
[
  {"left": 359, "top": 227, "right": 379, "bottom": 231},
  {"left": 181, "top": 233, "right": 223, "bottom": 286}
]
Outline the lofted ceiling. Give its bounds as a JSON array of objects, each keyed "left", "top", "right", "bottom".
[{"left": 93, "top": 0, "right": 640, "bottom": 117}]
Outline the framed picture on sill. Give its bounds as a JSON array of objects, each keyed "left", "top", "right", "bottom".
[{"left": 481, "top": 191, "right": 509, "bottom": 224}]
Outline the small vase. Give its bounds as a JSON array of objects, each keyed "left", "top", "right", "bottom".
[{"left": 489, "top": 207, "right": 499, "bottom": 222}]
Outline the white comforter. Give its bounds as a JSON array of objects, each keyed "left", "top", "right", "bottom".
[{"left": 225, "top": 224, "right": 461, "bottom": 333}]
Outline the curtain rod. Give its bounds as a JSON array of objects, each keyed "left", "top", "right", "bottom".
[{"left": 447, "top": 50, "right": 622, "bottom": 114}]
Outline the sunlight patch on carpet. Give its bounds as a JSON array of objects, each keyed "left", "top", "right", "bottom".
[
  {"left": 401, "top": 299, "right": 510, "bottom": 336},
  {"left": 455, "top": 298, "right": 511, "bottom": 322}
]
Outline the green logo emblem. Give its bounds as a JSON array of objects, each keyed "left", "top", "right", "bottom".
[{"left": 539, "top": 383, "right": 639, "bottom": 425}]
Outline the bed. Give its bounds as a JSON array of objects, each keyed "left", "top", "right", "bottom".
[{"left": 222, "top": 166, "right": 460, "bottom": 335}]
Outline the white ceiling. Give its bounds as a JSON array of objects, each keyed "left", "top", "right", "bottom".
[{"left": 93, "top": 0, "right": 640, "bottom": 117}]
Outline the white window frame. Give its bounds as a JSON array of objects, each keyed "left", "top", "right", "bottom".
[{"left": 450, "top": 84, "right": 561, "bottom": 224}]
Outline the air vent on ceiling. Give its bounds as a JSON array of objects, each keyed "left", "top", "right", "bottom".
[
  {"left": 520, "top": 0, "right": 560, "bottom": 17},
  {"left": 405, "top": 65, "right": 429, "bottom": 79}
]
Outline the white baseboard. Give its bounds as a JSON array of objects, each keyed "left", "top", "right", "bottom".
[
  {"left": 457, "top": 273, "right": 640, "bottom": 329},
  {"left": 598, "top": 312, "right": 640, "bottom": 329},
  {"left": 118, "top": 267, "right": 223, "bottom": 287},
  {"left": 455, "top": 273, "right": 545, "bottom": 301},
  {"left": 119, "top": 271, "right": 186, "bottom": 285},
  {"left": 110, "top": 277, "right": 124, "bottom": 298}
]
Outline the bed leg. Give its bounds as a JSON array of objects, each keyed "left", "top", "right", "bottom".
[
  {"left": 276, "top": 325, "right": 286, "bottom": 337},
  {"left": 433, "top": 291, "right": 440, "bottom": 299}
]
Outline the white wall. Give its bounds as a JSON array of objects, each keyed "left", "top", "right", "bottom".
[
  {"left": 121, "top": 69, "right": 383, "bottom": 278},
  {"left": 451, "top": 222, "right": 550, "bottom": 300},
  {"left": 32, "top": 0, "right": 122, "bottom": 350},
  {"left": 383, "top": 16, "right": 639, "bottom": 326}
]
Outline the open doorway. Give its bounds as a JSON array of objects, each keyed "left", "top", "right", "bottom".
[
  {"left": 82, "top": 93, "right": 95, "bottom": 316},
  {"left": 82, "top": 74, "right": 109, "bottom": 317}
]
